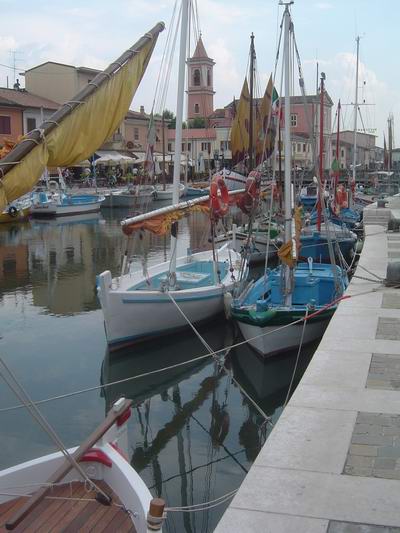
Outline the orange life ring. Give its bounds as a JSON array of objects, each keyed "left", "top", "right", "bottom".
[
  {"left": 238, "top": 175, "right": 260, "bottom": 215},
  {"left": 335, "top": 185, "right": 348, "bottom": 208},
  {"left": 210, "top": 176, "right": 229, "bottom": 219}
]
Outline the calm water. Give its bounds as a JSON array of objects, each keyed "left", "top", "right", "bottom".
[{"left": 0, "top": 207, "right": 316, "bottom": 532}]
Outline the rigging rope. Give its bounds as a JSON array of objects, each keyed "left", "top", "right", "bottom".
[
  {"left": 0, "top": 282, "right": 390, "bottom": 415},
  {"left": 0, "top": 357, "right": 110, "bottom": 503}
]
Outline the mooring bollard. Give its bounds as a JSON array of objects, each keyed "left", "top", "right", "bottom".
[{"left": 147, "top": 498, "right": 166, "bottom": 530}]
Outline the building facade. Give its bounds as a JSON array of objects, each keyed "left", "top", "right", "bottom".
[
  {"left": 0, "top": 87, "right": 58, "bottom": 147},
  {"left": 186, "top": 37, "right": 215, "bottom": 120},
  {"left": 23, "top": 62, "right": 100, "bottom": 105}
]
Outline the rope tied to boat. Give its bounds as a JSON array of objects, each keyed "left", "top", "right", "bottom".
[{"left": 0, "top": 283, "right": 392, "bottom": 415}]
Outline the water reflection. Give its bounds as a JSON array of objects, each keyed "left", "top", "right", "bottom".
[
  {"left": 0, "top": 207, "right": 316, "bottom": 533},
  {"left": 100, "top": 319, "right": 316, "bottom": 532}
]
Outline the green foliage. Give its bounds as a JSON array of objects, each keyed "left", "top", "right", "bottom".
[{"left": 188, "top": 117, "right": 206, "bottom": 128}]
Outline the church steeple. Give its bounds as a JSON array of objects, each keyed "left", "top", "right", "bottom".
[{"left": 187, "top": 35, "right": 215, "bottom": 120}]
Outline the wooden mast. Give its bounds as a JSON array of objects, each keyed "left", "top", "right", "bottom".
[
  {"left": 317, "top": 72, "right": 325, "bottom": 232},
  {"left": 0, "top": 22, "right": 165, "bottom": 179},
  {"left": 248, "top": 33, "right": 255, "bottom": 173}
]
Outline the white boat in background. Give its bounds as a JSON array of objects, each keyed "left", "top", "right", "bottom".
[
  {"left": 216, "top": 168, "right": 246, "bottom": 191},
  {"left": 31, "top": 189, "right": 105, "bottom": 216},
  {"left": 102, "top": 185, "right": 156, "bottom": 207},
  {"left": 31, "top": 174, "right": 105, "bottom": 216},
  {"left": 154, "top": 182, "right": 185, "bottom": 201},
  {"left": 0, "top": 398, "right": 164, "bottom": 532}
]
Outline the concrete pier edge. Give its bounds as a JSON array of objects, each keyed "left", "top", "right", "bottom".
[{"left": 216, "top": 204, "right": 400, "bottom": 532}]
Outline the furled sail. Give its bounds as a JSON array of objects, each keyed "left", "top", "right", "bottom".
[
  {"left": 255, "top": 75, "right": 278, "bottom": 165},
  {"left": 0, "top": 22, "right": 165, "bottom": 210},
  {"left": 121, "top": 189, "right": 244, "bottom": 236},
  {"left": 230, "top": 79, "right": 250, "bottom": 167}
]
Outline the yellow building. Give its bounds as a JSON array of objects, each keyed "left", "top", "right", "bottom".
[{"left": 22, "top": 61, "right": 100, "bottom": 105}]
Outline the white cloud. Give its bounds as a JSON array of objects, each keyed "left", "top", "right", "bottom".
[{"left": 315, "top": 2, "right": 333, "bottom": 9}]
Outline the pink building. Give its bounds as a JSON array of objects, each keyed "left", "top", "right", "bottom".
[{"left": 187, "top": 37, "right": 215, "bottom": 120}]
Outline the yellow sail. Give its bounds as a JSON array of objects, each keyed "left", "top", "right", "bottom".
[
  {"left": 255, "top": 75, "right": 274, "bottom": 164},
  {"left": 230, "top": 79, "right": 250, "bottom": 166},
  {"left": 0, "top": 26, "right": 162, "bottom": 211}
]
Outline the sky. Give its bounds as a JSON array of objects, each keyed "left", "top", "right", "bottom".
[{"left": 0, "top": 0, "right": 399, "bottom": 147}]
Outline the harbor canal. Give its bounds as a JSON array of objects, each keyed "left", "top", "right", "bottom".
[{"left": 0, "top": 207, "right": 317, "bottom": 532}]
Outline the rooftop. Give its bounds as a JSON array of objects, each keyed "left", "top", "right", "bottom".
[
  {"left": 168, "top": 128, "right": 217, "bottom": 140},
  {"left": 23, "top": 61, "right": 101, "bottom": 75},
  {"left": 0, "top": 88, "right": 59, "bottom": 109}
]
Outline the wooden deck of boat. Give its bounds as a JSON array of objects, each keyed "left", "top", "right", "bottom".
[{"left": 0, "top": 481, "right": 136, "bottom": 532}]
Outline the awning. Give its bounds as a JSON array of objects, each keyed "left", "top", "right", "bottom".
[
  {"left": 133, "top": 152, "right": 193, "bottom": 166},
  {"left": 94, "top": 150, "right": 137, "bottom": 164}
]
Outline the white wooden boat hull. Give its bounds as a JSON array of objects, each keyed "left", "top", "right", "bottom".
[
  {"left": 0, "top": 432, "right": 153, "bottom": 532},
  {"left": 98, "top": 247, "right": 245, "bottom": 349},
  {"left": 154, "top": 184, "right": 185, "bottom": 201},
  {"left": 31, "top": 199, "right": 104, "bottom": 216},
  {"left": 102, "top": 188, "right": 156, "bottom": 207},
  {"left": 237, "top": 319, "right": 328, "bottom": 357}
]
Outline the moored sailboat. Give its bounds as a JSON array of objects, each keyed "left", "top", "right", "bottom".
[
  {"left": 231, "top": 2, "right": 348, "bottom": 357},
  {"left": 97, "top": 0, "right": 247, "bottom": 350}
]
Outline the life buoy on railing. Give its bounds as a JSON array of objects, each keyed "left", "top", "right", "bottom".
[
  {"left": 238, "top": 175, "right": 260, "bottom": 215},
  {"left": 210, "top": 176, "right": 229, "bottom": 220},
  {"left": 7, "top": 206, "right": 18, "bottom": 218},
  {"left": 335, "top": 184, "right": 348, "bottom": 209}
]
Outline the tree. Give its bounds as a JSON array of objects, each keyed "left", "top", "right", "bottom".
[
  {"left": 162, "top": 109, "right": 176, "bottom": 129},
  {"left": 188, "top": 117, "right": 206, "bottom": 128}
]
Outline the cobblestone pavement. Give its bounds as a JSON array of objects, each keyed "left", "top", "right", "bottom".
[
  {"left": 367, "top": 354, "right": 400, "bottom": 390},
  {"left": 328, "top": 522, "right": 400, "bottom": 533},
  {"left": 344, "top": 412, "right": 400, "bottom": 479}
]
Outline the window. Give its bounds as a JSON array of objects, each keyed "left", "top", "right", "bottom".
[
  {"left": 297, "top": 143, "right": 301, "bottom": 153},
  {"left": 220, "top": 140, "right": 229, "bottom": 151},
  {"left": 193, "top": 69, "right": 201, "bottom": 86},
  {"left": 207, "top": 69, "right": 211, "bottom": 86},
  {"left": 332, "top": 149, "right": 336, "bottom": 157},
  {"left": 134, "top": 128, "right": 139, "bottom": 140},
  {"left": 27, "top": 117, "right": 36, "bottom": 132},
  {"left": 168, "top": 143, "right": 172, "bottom": 152},
  {"left": 181, "top": 143, "right": 185, "bottom": 151},
  {"left": 290, "top": 113, "right": 297, "bottom": 127},
  {"left": 341, "top": 148, "right": 344, "bottom": 158},
  {"left": 194, "top": 103, "right": 200, "bottom": 114},
  {"left": 201, "top": 142, "right": 211, "bottom": 152},
  {"left": 187, "top": 143, "right": 191, "bottom": 151},
  {"left": 0, "top": 116, "right": 11, "bottom": 134},
  {"left": 303, "top": 144, "right": 306, "bottom": 152}
]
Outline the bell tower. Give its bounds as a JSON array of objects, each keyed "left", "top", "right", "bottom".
[{"left": 187, "top": 35, "right": 215, "bottom": 120}]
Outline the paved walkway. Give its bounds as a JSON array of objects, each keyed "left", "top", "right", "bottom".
[{"left": 216, "top": 220, "right": 400, "bottom": 532}]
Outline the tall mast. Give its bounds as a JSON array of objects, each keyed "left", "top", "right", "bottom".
[
  {"left": 317, "top": 72, "right": 325, "bottom": 232},
  {"left": 248, "top": 33, "right": 255, "bottom": 172},
  {"left": 170, "top": 0, "right": 190, "bottom": 275},
  {"left": 350, "top": 35, "right": 360, "bottom": 209},
  {"left": 335, "top": 100, "right": 341, "bottom": 189},
  {"left": 388, "top": 114, "right": 393, "bottom": 172},
  {"left": 282, "top": 1, "right": 293, "bottom": 306},
  {"left": 162, "top": 113, "right": 166, "bottom": 191}
]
